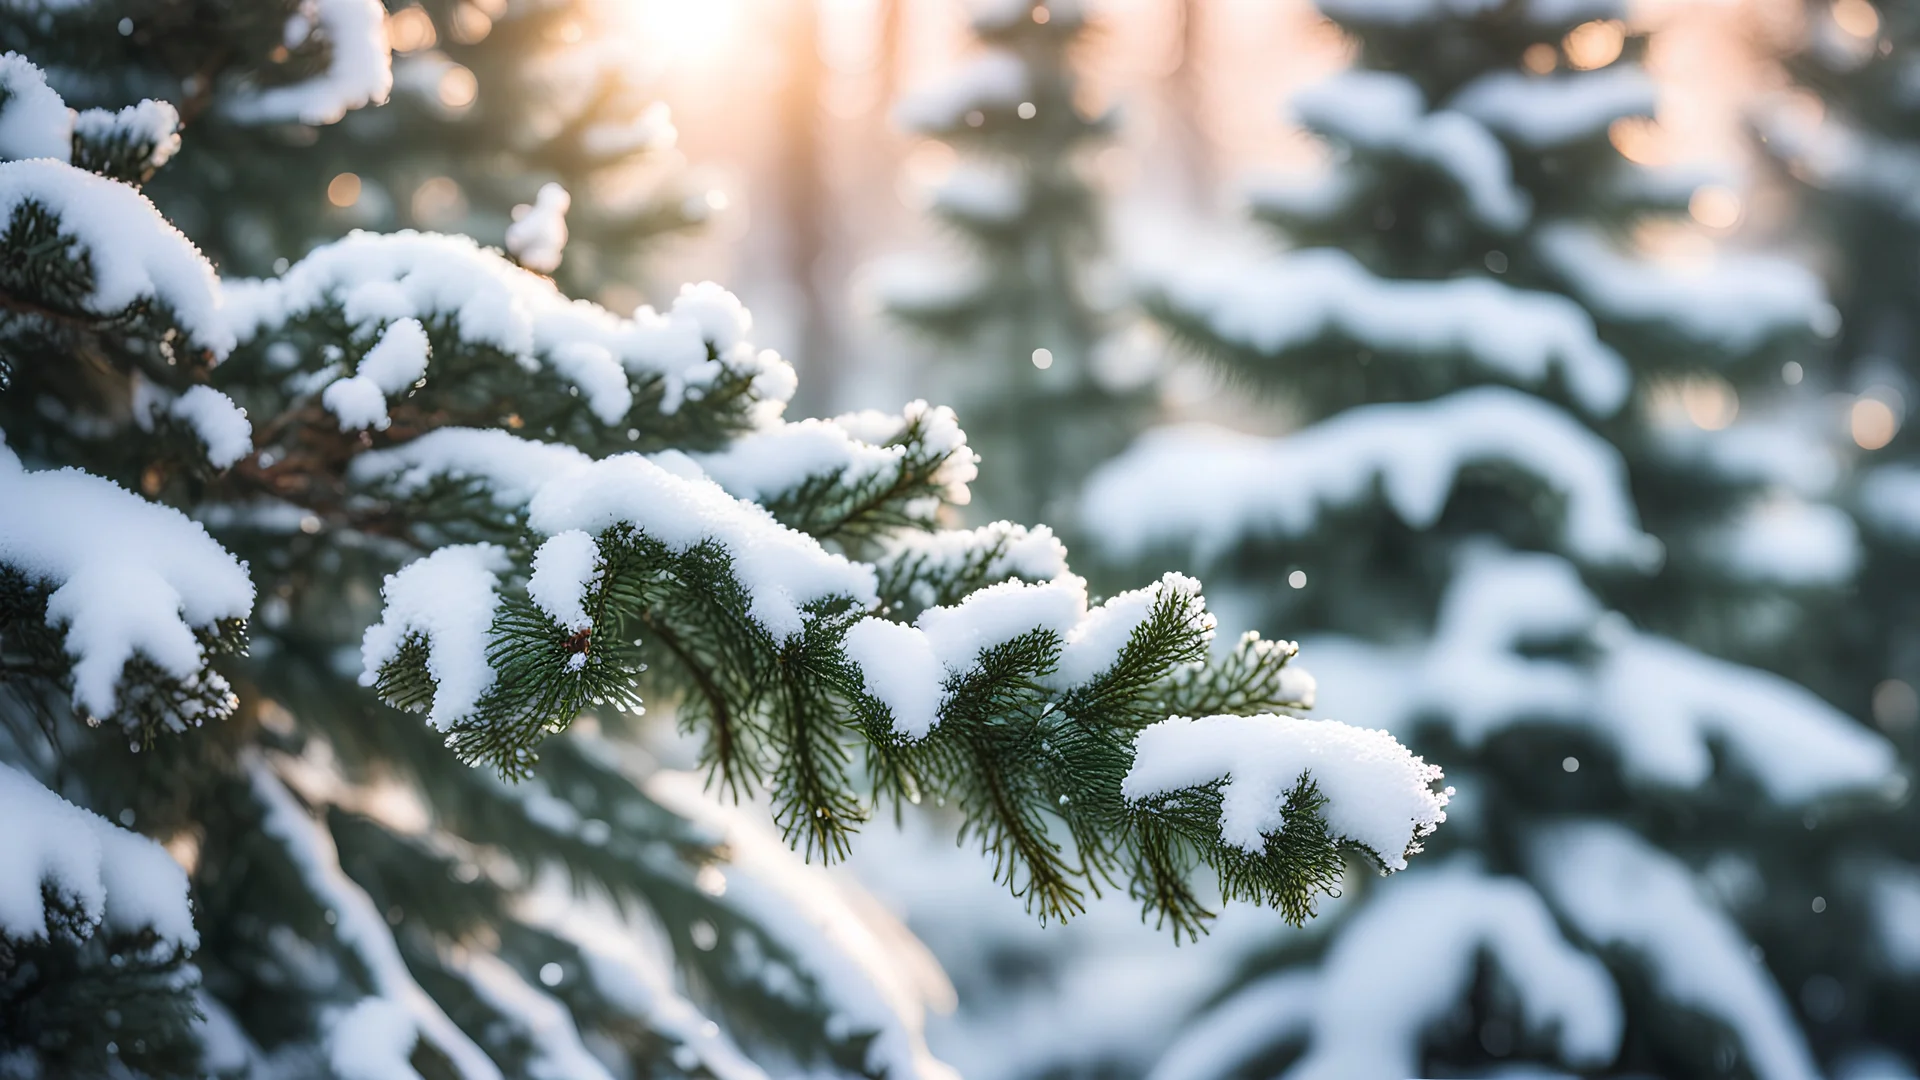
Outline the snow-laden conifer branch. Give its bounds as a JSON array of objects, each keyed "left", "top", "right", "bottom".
[
  {"left": 1303, "top": 548, "right": 1899, "bottom": 804},
  {"left": 1083, "top": 387, "right": 1661, "bottom": 569},
  {"left": 354, "top": 429, "right": 1446, "bottom": 927},
  {"left": 0, "top": 441, "right": 251, "bottom": 737},
  {"left": 1143, "top": 249, "right": 1630, "bottom": 415}
]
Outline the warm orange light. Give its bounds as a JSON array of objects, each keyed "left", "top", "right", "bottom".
[
  {"left": 327, "top": 171, "right": 362, "bottom": 207},
  {"left": 412, "top": 176, "right": 467, "bottom": 225},
  {"left": 387, "top": 6, "right": 436, "bottom": 52},
  {"left": 449, "top": 2, "right": 493, "bottom": 44},
  {"left": 1689, "top": 185, "right": 1741, "bottom": 229},
  {"left": 1522, "top": 43, "right": 1558, "bottom": 73},
  {"left": 1833, "top": 0, "right": 1881, "bottom": 37},
  {"left": 1608, "top": 116, "right": 1665, "bottom": 165},
  {"left": 438, "top": 65, "right": 478, "bottom": 109},
  {"left": 621, "top": 0, "right": 748, "bottom": 66},
  {"left": 1853, "top": 397, "right": 1899, "bottom": 449},
  {"left": 1032, "top": 4, "right": 1051, "bottom": 23},
  {"left": 1564, "top": 20, "right": 1626, "bottom": 70},
  {"left": 1681, "top": 376, "right": 1738, "bottom": 430}
]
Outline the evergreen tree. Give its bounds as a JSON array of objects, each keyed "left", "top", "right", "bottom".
[
  {"left": 0, "top": 8, "right": 1452, "bottom": 1075},
  {"left": 879, "top": 0, "right": 1143, "bottom": 525},
  {"left": 1082, "top": 0, "right": 1903, "bottom": 1075},
  {"left": 1759, "top": 3, "right": 1920, "bottom": 1069}
]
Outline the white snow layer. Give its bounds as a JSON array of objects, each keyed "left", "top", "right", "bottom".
[
  {"left": 689, "top": 401, "right": 975, "bottom": 508},
  {"left": 358, "top": 543, "right": 511, "bottom": 729},
  {"left": 1860, "top": 465, "right": 1920, "bottom": 541},
  {"left": 457, "top": 952, "right": 615, "bottom": 1080},
  {"left": 1293, "top": 71, "right": 1528, "bottom": 231},
  {"left": 1152, "top": 249, "right": 1629, "bottom": 414},
  {"left": 1712, "top": 497, "right": 1859, "bottom": 586},
  {"left": 1082, "top": 387, "right": 1657, "bottom": 569},
  {"left": 1123, "top": 713, "right": 1449, "bottom": 868},
  {"left": 1302, "top": 548, "right": 1897, "bottom": 804},
  {"left": 168, "top": 385, "right": 254, "bottom": 468},
  {"left": 0, "top": 763, "right": 198, "bottom": 946},
  {"left": 878, "top": 521, "right": 1070, "bottom": 587},
  {"left": 1448, "top": 69, "right": 1655, "bottom": 149},
  {"left": 525, "top": 454, "right": 879, "bottom": 641},
  {"left": 1154, "top": 860, "right": 1618, "bottom": 1080},
  {"left": 74, "top": 98, "right": 184, "bottom": 172},
  {"left": 1530, "top": 822, "right": 1820, "bottom": 1080},
  {"left": 0, "top": 441, "right": 254, "bottom": 720},
  {"left": 349, "top": 427, "right": 592, "bottom": 507},
  {"left": 843, "top": 572, "right": 1207, "bottom": 739},
  {"left": 1535, "top": 224, "right": 1838, "bottom": 351},
  {"left": 0, "top": 158, "right": 233, "bottom": 356},
  {"left": 506, "top": 183, "right": 571, "bottom": 274},
  {"left": 0, "top": 52, "right": 73, "bottom": 161},
  {"left": 527, "top": 529, "right": 601, "bottom": 635},
  {"left": 895, "top": 49, "right": 1029, "bottom": 132},
  {"left": 248, "top": 759, "right": 501, "bottom": 1080},
  {"left": 323, "top": 316, "right": 431, "bottom": 431},
  {"left": 226, "top": 233, "right": 790, "bottom": 421},
  {"left": 226, "top": 0, "right": 393, "bottom": 125}
]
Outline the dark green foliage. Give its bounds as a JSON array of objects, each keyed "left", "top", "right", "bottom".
[{"left": 0, "top": 896, "right": 203, "bottom": 1080}]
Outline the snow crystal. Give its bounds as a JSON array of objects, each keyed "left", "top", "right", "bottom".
[
  {"left": 895, "top": 50, "right": 1029, "bottom": 132},
  {"left": 1535, "top": 224, "right": 1836, "bottom": 353},
  {"left": 0, "top": 158, "right": 232, "bottom": 356},
  {"left": 358, "top": 543, "right": 510, "bottom": 729},
  {"left": 1152, "top": 249, "right": 1629, "bottom": 414},
  {"left": 1082, "top": 387, "right": 1658, "bottom": 569},
  {"left": 525, "top": 454, "right": 879, "bottom": 641},
  {"left": 1530, "top": 822, "right": 1820, "bottom": 1080},
  {"left": 1448, "top": 69, "right": 1655, "bottom": 149},
  {"left": 0, "top": 52, "right": 72, "bottom": 162},
  {"left": 0, "top": 762, "right": 198, "bottom": 946},
  {"left": 226, "top": 0, "right": 392, "bottom": 125},
  {"left": 169, "top": 385, "right": 254, "bottom": 468},
  {"left": 0, "top": 441, "right": 253, "bottom": 719},
  {"left": 1122, "top": 713, "right": 1448, "bottom": 868},
  {"left": 248, "top": 761, "right": 500, "bottom": 1080},
  {"left": 73, "top": 99, "right": 182, "bottom": 172},
  {"left": 1293, "top": 71, "right": 1528, "bottom": 231},
  {"left": 506, "top": 182, "right": 570, "bottom": 274},
  {"left": 349, "top": 428, "right": 592, "bottom": 507},
  {"left": 527, "top": 530, "right": 601, "bottom": 635},
  {"left": 1198, "top": 861, "right": 1619, "bottom": 1080}
]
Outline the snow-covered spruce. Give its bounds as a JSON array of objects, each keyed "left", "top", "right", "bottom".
[
  {"left": 1146, "top": 249, "right": 1630, "bottom": 415},
  {"left": 354, "top": 431, "right": 1446, "bottom": 925},
  {"left": 0, "top": 439, "right": 252, "bottom": 728},
  {"left": 1301, "top": 548, "right": 1898, "bottom": 805},
  {"left": 222, "top": 0, "right": 393, "bottom": 125},
  {"left": 1082, "top": 386, "right": 1660, "bottom": 569},
  {"left": 0, "top": 762, "right": 198, "bottom": 948},
  {"left": 506, "top": 182, "right": 571, "bottom": 274},
  {"left": 227, "top": 233, "right": 793, "bottom": 428},
  {"left": 0, "top": 156, "right": 233, "bottom": 357}
]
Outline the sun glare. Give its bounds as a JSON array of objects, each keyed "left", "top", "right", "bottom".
[{"left": 618, "top": 0, "right": 749, "bottom": 66}]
